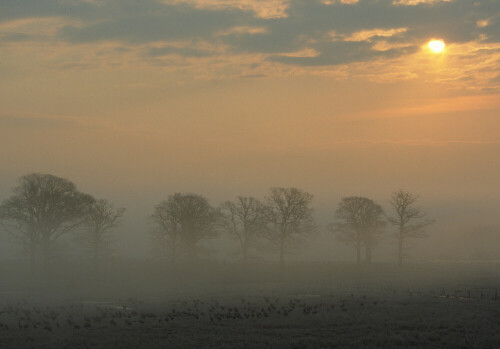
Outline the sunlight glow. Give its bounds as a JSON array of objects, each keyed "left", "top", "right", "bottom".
[{"left": 428, "top": 39, "right": 445, "bottom": 53}]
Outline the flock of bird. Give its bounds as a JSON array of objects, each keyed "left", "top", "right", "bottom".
[
  {"left": 0, "top": 295, "right": 379, "bottom": 333},
  {"left": 0, "top": 291, "right": 497, "bottom": 348},
  {"left": 2, "top": 287, "right": 496, "bottom": 335}
]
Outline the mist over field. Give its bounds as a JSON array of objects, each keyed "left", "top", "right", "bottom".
[
  {"left": 0, "top": 171, "right": 498, "bottom": 348},
  {"left": 1, "top": 0, "right": 499, "bottom": 347}
]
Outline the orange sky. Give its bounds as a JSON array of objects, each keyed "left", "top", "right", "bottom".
[{"left": 0, "top": 0, "right": 499, "bottom": 258}]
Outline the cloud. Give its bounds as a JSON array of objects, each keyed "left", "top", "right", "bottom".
[
  {"left": 162, "top": 0, "right": 290, "bottom": 19},
  {"left": 0, "top": 0, "right": 498, "bottom": 76},
  {"left": 59, "top": 4, "right": 253, "bottom": 44},
  {"left": 147, "top": 45, "right": 216, "bottom": 58},
  {"left": 480, "top": 15, "right": 500, "bottom": 42},
  {"left": 0, "top": 32, "right": 34, "bottom": 42},
  {"left": 343, "top": 28, "right": 408, "bottom": 42},
  {"left": 490, "top": 73, "right": 500, "bottom": 85},
  {"left": 392, "top": 0, "right": 453, "bottom": 5},
  {"left": 239, "top": 73, "right": 267, "bottom": 78},
  {"left": 0, "top": 17, "right": 76, "bottom": 44},
  {"left": 269, "top": 41, "right": 419, "bottom": 66},
  {"left": 0, "top": 0, "right": 96, "bottom": 23}
]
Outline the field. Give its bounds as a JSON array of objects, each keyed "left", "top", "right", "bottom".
[{"left": 1, "top": 261, "right": 499, "bottom": 348}]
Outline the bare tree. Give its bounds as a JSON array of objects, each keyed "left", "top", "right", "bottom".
[
  {"left": 0, "top": 173, "right": 94, "bottom": 275},
  {"left": 220, "top": 196, "right": 269, "bottom": 266},
  {"left": 266, "top": 187, "right": 316, "bottom": 271},
  {"left": 151, "top": 200, "right": 180, "bottom": 263},
  {"left": 330, "top": 196, "right": 385, "bottom": 265},
  {"left": 151, "top": 193, "right": 219, "bottom": 262},
  {"left": 388, "top": 189, "right": 434, "bottom": 266},
  {"left": 77, "top": 199, "right": 125, "bottom": 276}
]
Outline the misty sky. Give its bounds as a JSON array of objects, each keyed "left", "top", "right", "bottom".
[{"left": 1, "top": 0, "right": 499, "bottom": 259}]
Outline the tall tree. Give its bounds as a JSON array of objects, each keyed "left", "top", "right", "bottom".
[
  {"left": 266, "top": 187, "right": 316, "bottom": 271},
  {"left": 220, "top": 196, "right": 269, "bottom": 266},
  {"left": 388, "top": 189, "right": 433, "bottom": 266},
  {"left": 151, "top": 193, "right": 219, "bottom": 262},
  {"left": 0, "top": 173, "right": 94, "bottom": 274},
  {"left": 77, "top": 199, "right": 125, "bottom": 276},
  {"left": 151, "top": 200, "right": 180, "bottom": 263},
  {"left": 330, "top": 196, "right": 385, "bottom": 265}
]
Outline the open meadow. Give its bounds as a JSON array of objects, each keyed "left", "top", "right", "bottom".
[{"left": 1, "top": 261, "right": 499, "bottom": 348}]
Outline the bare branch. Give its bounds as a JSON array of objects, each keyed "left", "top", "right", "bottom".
[
  {"left": 265, "top": 187, "right": 316, "bottom": 269},
  {"left": 151, "top": 193, "right": 219, "bottom": 261},
  {"left": 330, "top": 196, "right": 386, "bottom": 264},
  {"left": 388, "top": 189, "right": 434, "bottom": 265}
]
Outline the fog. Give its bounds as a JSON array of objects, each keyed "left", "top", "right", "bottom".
[
  {"left": 2, "top": 141, "right": 498, "bottom": 262},
  {"left": 0, "top": 166, "right": 499, "bottom": 347},
  {"left": 1, "top": 0, "right": 500, "bottom": 346}
]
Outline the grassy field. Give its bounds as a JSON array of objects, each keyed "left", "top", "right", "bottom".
[{"left": 1, "top": 261, "right": 499, "bottom": 348}]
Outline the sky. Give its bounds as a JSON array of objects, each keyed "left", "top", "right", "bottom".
[{"left": 0, "top": 0, "right": 499, "bottom": 259}]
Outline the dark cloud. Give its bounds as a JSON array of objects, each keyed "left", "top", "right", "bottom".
[
  {"left": 59, "top": 3, "right": 254, "bottom": 43},
  {"left": 223, "top": 28, "right": 304, "bottom": 54},
  {"left": 0, "top": 0, "right": 97, "bottom": 23},
  {"left": 224, "top": 0, "right": 498, "bottom": 63},
  {"left": 147, "top": 45, "right": 215, "bottom": 58},
  {"left": 480, "top": 16, "right": 500, "bottom": 43},
  {"left": 0, "top": 0, "right": 498, "bottom": 65},
  {"left": 269, "top": 41, "right": 419, "bottom": 66},
  {"left": 0, "top": 32, "right": 34, "bottom": 42}
]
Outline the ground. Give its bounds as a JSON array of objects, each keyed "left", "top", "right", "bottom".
[
  {"left": 1, "top": 261, "right": 499, "bottom": 348},
  {"left": 1, "top": 286, "right": 499, "bottom": 348}
]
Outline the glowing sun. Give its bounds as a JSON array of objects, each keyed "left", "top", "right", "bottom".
[{"left": 428, "top": 39, "right": 445, "bottom": 53}]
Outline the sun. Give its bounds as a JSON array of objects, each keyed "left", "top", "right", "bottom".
[{"left": 428, "top": 39, "right": 445, "bottom": 53}]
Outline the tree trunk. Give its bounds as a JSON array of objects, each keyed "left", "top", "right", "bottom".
[
  {"left": 279, "top": 239, "right": 285, "bottom": 272},
  {"left": 187, "top": 242, "right": 196, "bottom": 263},
  {"left": 365, "top": 245, "right": 372, "bottom": 264},
  {"left": 171, "top": 243, "right": 176, "bottom": 265},
  {"left": 94, "top": 241, "right": 100, "bottom": 283},
  {"left": 242, "top": 242, "right": 248, "bottom": 269},
  {"left": 398, "top": 235, "right": 403, "bottom": 267},
  {"left": 41, "top": 239, "right": 51, "bottom": 277},
  {"left": 356, "top": 243, "right": 361, "bottom": 265},
  {"left": 29, "top": 243, "right": 37, "bottom": 281}
]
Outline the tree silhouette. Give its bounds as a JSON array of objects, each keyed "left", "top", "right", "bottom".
[
  {"left": 266, "top": 187, "right": 316, "bottom": 271},
  {"left": 77, "top": 199, "right": 125, "bottom": 277},
  {"left": 0, "top": 173, "right": 94, "bottom": 275},
  {"left": 220, "top": 196, "right": 270, "bottom": 267},
  {"left": 330, "top": 196, "right": 385, "bottom": 265},
  {"left": 388, "top": 189, "right": 433, "bottom": 266},
  {"left": 152, "top": 193, "right": 219, "bottom": 262}
]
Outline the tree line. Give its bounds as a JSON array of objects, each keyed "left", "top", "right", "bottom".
[{"left": 0, "top": 173, "right": 434, "bottom": 276}]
